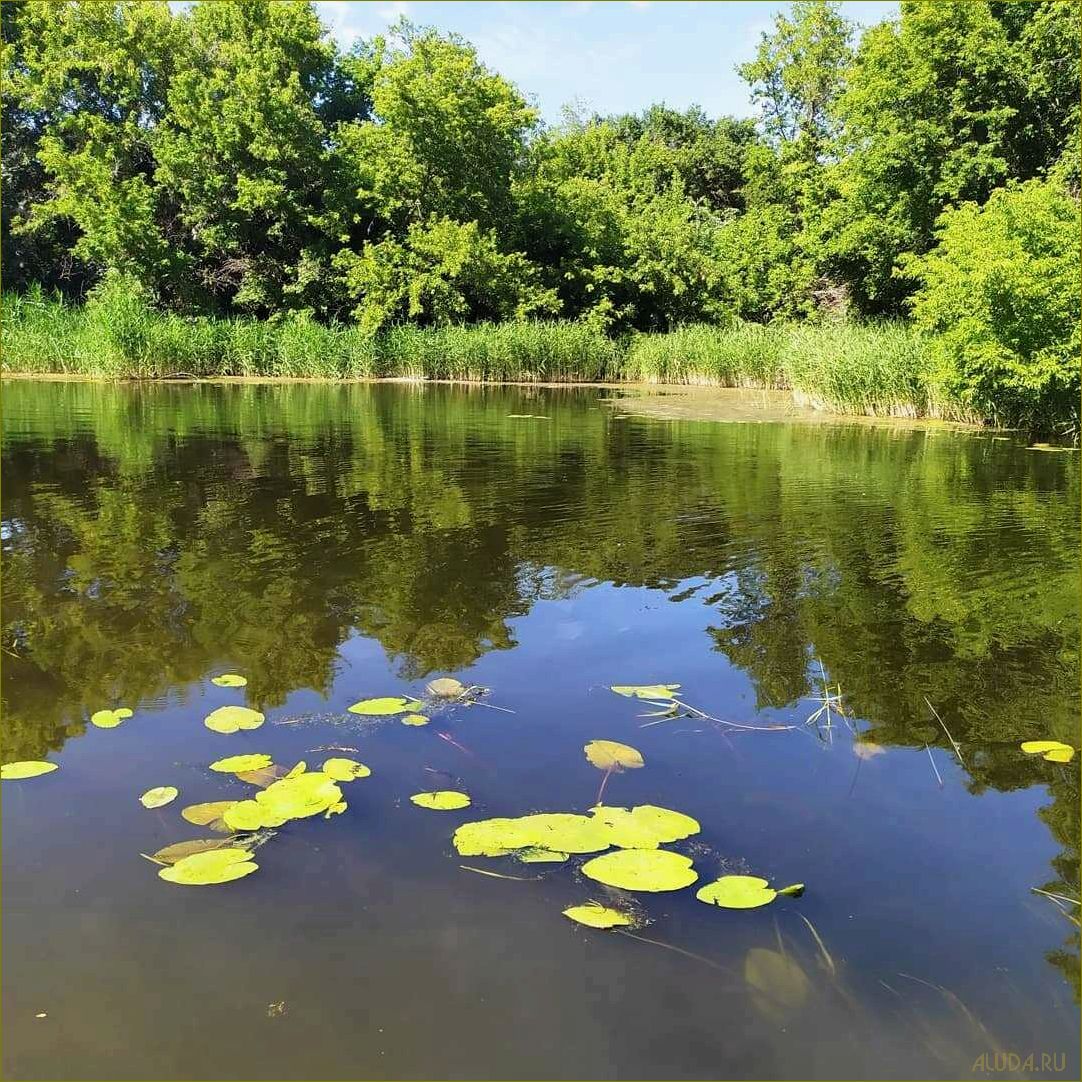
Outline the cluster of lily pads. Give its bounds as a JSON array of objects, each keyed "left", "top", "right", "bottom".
[{"left": 1, "top": 675, "right": 1076, "bottom": 917}]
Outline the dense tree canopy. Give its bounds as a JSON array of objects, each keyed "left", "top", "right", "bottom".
[{"left": 1, "top": 0, "right": 1078, "bottom": 417}]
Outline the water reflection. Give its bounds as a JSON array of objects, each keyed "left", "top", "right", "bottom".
[{"left": 2, "top": 380, "right": 1079, "bottom": 1068}]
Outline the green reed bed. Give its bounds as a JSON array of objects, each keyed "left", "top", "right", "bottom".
[{"left": 3, "top": 290, "right": 980, "bottom": 423}]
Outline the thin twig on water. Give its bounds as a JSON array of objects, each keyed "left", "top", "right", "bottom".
[
  {"left": 924, "top": 697, "right": 965, "bottom": 767},
  {"left": 459, "top": 865, "right": 539, "bottom": 882},
  {"left": 924, "top": 744, "right": 944, "bottom": 787}
]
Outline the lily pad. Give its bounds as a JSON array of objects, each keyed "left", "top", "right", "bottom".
[
  {"left": 401, "top": 714, "right": 430, "bottom": 726},
  {"left": 181, "top": 800, "right": 239, "bottom": 832},
  {"left": 410, "top": 790, "right": 471, "bottom": 810},
  {"left": 590, "top": 805, "right": 700, "bottom": 849},
  {"left": 347, "top": 696, "right": 423, "bottom": 716},
  {"left": 90, "top": 707, "right": 133, "bottom": 729},
  {"left": 204, "top": 705, "right": 265, "bottom": 734},
  {"left": 584, "top": 740, "right": 644, "bottom": 772},
  {"left": 320, "top": 757, "right": 372, "bottom": 782},
  {"left": 453, "top": 812, "right": 611, "bottom": 857},
  {"left": 610, "top": 684, "right": 681, "bottom": 700},
  {"left": 563, "top": 902, "right": 635, "bottom": 929},
  {"left": 210, "top": 753, "right": 273, "bottom": 774},
  {"left": 325, "top": 800, "right": 348, "bottom": 818},
  {"left": 158, "top": 848, "right": 258, "bottom": 886},
  {"left": 426, "top": 677, "right": 466, "bottom": 699},
  {"left": 223, "top": 799, "right": 288, "bottom": 832},
  {"left": 211, "top": 673, "right": 248, "bottom": 688},
  {"left": 745, "top": 947, "right": 810, "bottom": 1014},
  {"left": 581, "top": 849, "right": 698, "bottom": 892},
  {"left": 257, "top": 772, "right": 343, "bottom": 820},
  {"left": 1, "top": 760, "right": 59, "bottom": 780},
  {"left": 1020, "top": 740, "right": 1076, "bottom": 763},
  {"left": 236, "top": 764, "right": 289, "bottom": 787},
  {"left": 696, "top": 875, "right": 804, "bottom": 910},
  {"left": 139, "top": 786, "right": 179, "bottom": 809},
  {"left": 149, "top": 838, "right": 237, "bottom": 865}
]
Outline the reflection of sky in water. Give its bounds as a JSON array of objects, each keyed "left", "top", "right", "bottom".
[{"left": 1, "top": 381, "right": 1078, "bottom": 1080}]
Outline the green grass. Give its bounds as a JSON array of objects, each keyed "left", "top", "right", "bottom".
[{"left": 2, "top": 289, "right": 978, "bottom": 422}]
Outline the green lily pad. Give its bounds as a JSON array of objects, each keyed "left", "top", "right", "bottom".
[
  {"left": 223, "top": 799, "right": 288, "bottom": 832},
  {"left": 590, "top": 805, "right": 700, "bottom": 849},
  {"left": 453, "top": 812, "right": 611, "bottom": 857},
  {"left": 695, "top": 874, "right": 804, "bottom": 910},
  {"left": 158, "top": 848, "right": 258, "bottom": 886},
  {"left": 563, "top": 902, "right": 635, "bottom": 929},
  {"left": 90, "top": 707, "right": 133, "bottom": 729},
  {"left": 347, "top": 696, "right": 423, "bottom": 716},
  {"left": 610, "top": 684, "right": 681, "bottom": 700},
  {"left": 1, "top": 760, "right": 59, "bottom": 780},
  {"left": 584, "top": 740, "right": 644, "bottom": 771},
  {"left": 211, "top": 673, "right": 247, "bottom": 688},
  {"left": 139, "top": 785, "right": 179, "bottom": 809},
  {"left": 257, "top": 772, "right": 343, "bottom": 820},
  {"left": 581, "top": 849, "right": 698, "bottom": 892},
  {"left": 320, "top": 757, "right": 372, "bottom": 782},
  {"left": 204, "top": 705, "right": 265, "bottom": 734},
  {"left": 325, "top": 800, "right": 348, "bottom": 818},
  {"left": 1020, "top": 740, "right": 1076, "bottom": 763},
  {"left": 236, "top": 764, "right": 289, "bottom": 787},
  {"left": 401, "top": 714, "right": 430, "bottom": 726},
  {"left": 210, "top": 753, "right": 273, "bottom": 774},
  {"left": 410, "top": 790, "right": 471, "bottom": 810}
]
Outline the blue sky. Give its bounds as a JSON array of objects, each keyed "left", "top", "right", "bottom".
[{"left": 315, "top": 1, "right": 899, "bottom": 123}]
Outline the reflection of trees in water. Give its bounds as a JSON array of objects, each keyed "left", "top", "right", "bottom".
[{"left": 2, "top": 381, "right": 1078, "bottom": 994}]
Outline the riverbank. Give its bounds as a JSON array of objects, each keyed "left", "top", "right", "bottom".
[{"left": 1, "top": 291, "right": 978, "bottom": 424}]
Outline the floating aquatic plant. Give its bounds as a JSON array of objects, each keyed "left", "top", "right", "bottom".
[
  {"left": 695, "top": 875, "right": 804, "bottom": 910},
  {"left": 210, "top": 753, "right": 273, "bottom": 774},
  {"left": 610, "top": 684, "right": 681, "bottom": 700},
  {"left": 1, "top": 761, "right": 58, "bottom": 780},
  {"left": 426, "top": 678, "right": 466, "bottom": 699},
  {"left": 90, "top": 708, "right": 133, "bottom": 729},
  {"left": 580, "top": 849, "right": 698, "bottom": 892},
  {"left": 146, "top": 838, "right": 238, "bottom": 865},
  {"left": 348, "top": 696, "right": 423, "bottom": 715},
  {"left": 453, "top": 812, "right": 611, "bottom": 857},
  {"left": 401, "top": 714, "right": 430, "bottom": 726},
  {"left": 181, "top": 800, "right": 239, "bottom": 832},
  {"left": 139, "top": 786, "right": 178, "bottom": 809},
  {"left": 1020, "top": 740, "right": 1076, "bottom": 763},
  {"left": 563, "top": 902, "right": 635, "bottom": 929},
  {"left": 204, "top": 705, "right": 265, "bottom": 734},
  {"left": 584, "top": 740, "right": 644, "bottom": 771},
  {"left": 410, "top": 791, "right": 471, "bottom": 810},
  {"left": 211, "top": 674, "right": 247, "bottom": 688},
  {"left": 158, "top": 848, "right": 258, "bottom": 886},
  {"left": 320, "top": 757, "right": 371, "bottom": 781},
  {"left": 589, "top": 805, "right": 699, "bottom": 849}
]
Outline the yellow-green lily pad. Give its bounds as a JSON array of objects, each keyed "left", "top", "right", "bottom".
[
  {"left": 410, "top": 790, "right": 471, "bottom": 810},
  {"left": 563, "top": 902, "right": 635, "bottom": 929},
  {"left": 91, "top": 707, "right": 133, "bottom": 729},
  {"left": 1021, "top": 740, "right": 1076, "bottom": 763},
  {"left": 453, "top": 812, "right": 611, "bottom": 857},
  {"left": 139, "top": 785, "right": 179, "bottom": 809},
  {"left": 148, "top": 839, "right": 237, "bottom": 865},
  {"left": 1, "top": 760, "right": 59, "bottom": 780},
  {"left": 223, "top": 799, "right": 287, "bottom": 832},
  {"left": 320, "top": 757, "right": 372, "bottom": 782},
  {"left": 426, "top": 677, "right": 466, "bottom": 699},
  {"left": 581, "top": 849, "right": 697, "bottom": 892},
  {"left": 204, "top": 705, "right": 264, "bottom": 734},
  {"left": 696, "top": 874, "right": 804, "bottom": 909},
  {"left": 347, "top": 696, "right": 423, "bottom": 716},
  {"left": 585, "top": 740, "right": 644, "bottom": 771},
  {"left": 257, "top": 772, "right": 343, "bottom": 820},
  {"left": 210, "top": 753, "right": 273, "bottom": 774},
  {"left": 211, "top": 673, "right": 247, "bottom": 687},
  {"left": 518, "top": 847, "right": 568, "bottom": 863},
  {"left": 610, "top": 684, "right": 681, "bottom": 700},
  {"left": 401, "top": 714, "right": 430, "bottom": 726},
  {"left": 158, "top": 848, "right": 258, "bottom": 886},
  {"left": 590, "top": 805, "right": 700, "bottom": 849}
]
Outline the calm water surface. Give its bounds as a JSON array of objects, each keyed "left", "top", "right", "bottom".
[{"left": 2, "top": 380, "right": 1079, "bottom": 1081}]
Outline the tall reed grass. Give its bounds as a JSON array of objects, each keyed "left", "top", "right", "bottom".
[{"left": 2, "top": 287, "right": 977, "bottom": 422}]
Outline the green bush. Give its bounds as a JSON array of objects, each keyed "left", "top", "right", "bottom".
[{"left": 904, "top": 180, "right": 1081, "bottom": 434}]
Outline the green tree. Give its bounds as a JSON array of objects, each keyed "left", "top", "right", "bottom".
[
  {"left": 154, "top": 0, "right": 368, "bottom": 314},
  {"left": 903, "top": 179, "right": 1081, "bottom": 433}
]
